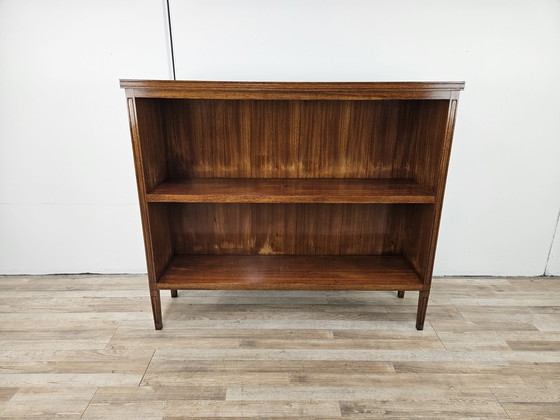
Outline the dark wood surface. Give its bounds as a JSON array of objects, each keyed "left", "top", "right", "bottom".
[
  {"left": 121, "top": 80, "right": 464, "bottom": 100},
  {"left": 122, "top": 80, "right": 464, "bottom": 329},
  {"left": 157, "top": 255, "right": 423, "bottom": 291},
  {"left": 147, "top": 178, "right": 435, "bottom": 203},
  {"left": 127, "top": 99, "right": 171, "bottom": 329},
  {"left": 414, "top": 99, "right": 460, "bottom": 330},
  {"left": 133, "top": 99, "right": 167, "bottom": 192},
  {"left": 157, "top": 99, "right": 448, "bottom": 180},
  {"left": 391, "top": 100, "right": 451, "bottom": 191},
  {"left": 170, "top": 203, "right": 403, "bottom": 256}
]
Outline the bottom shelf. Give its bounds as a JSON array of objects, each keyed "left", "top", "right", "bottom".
[{"left": 157, "top": 255, "right": 423, "bottom": 291}]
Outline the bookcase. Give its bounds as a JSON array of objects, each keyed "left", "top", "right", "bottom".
[{"left": 121, "top": 80, "right": 464, "bottom": 330}]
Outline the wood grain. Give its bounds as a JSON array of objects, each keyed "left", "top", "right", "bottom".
[
  {"left": 0, "top": 274, "right": 558, "bottom": 419},
  {"left": 122, "top": 81, "right": 464, "bottom": 330},
  {"left": 170, "top": 203, "right": 400, "bottom": 256},
  {"left": 120, "top": 80, "right": 465, "bottom": 100},
  {"left": 128, "top": 98, "right": 177, "bottom": 329},
  {"left": 132, "top": 99, "right": 168, "bottom": 192},
  {"left": 157, "top": 255, "right": 423, "bottom": 291},
  {"left": 147, "top": 178, "right": 435, "bottom": 203},
  {"left": 159, "top": 99, "right": 445, "bottom": 180}
]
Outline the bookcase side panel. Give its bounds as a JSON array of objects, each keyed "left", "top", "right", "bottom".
[
  {"left": 410, "top": 100, "right": 451, "bottom": 191},
  {"left": 397, "top": 100, "right": 459, "bottom": 285},
  {"left": 146, "top": 203, "right": 174, "bottom": 279},
  {"left": 128, "top": 98, "right": 174, "bottom": 281},
  {"left": 391, "top": 100, "right": 449, "bottom": 189},
  {"left": 395, "top": 204, "right": 435, "bottom": 281},
  {"left": 421, "top": 99, "right": 460, "bottom": 285},
  {"left": 134, "top": 99, "right": 169, "bottom": 191}
]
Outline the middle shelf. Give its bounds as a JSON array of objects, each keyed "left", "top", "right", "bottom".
[{"left": 147, "top": 178, "right": 435, "bottom": 204}]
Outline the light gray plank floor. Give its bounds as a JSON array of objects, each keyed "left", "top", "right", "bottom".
[{"left": 0, "top": 275, "right": 558, "bottom": 419}]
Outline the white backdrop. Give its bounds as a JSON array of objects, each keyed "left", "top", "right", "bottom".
[
  {"left": 1, "top": 0, "right": 559, "bottom": 276},
  {"left": 0, "top": 0, "right": 170, "bottom": 273}
]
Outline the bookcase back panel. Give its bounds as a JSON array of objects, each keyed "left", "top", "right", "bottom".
[
  {"left": 169, "top": 203, "right": 404, "bottom": 256},
  {"left": 158, "top": 99, "right": 448, "bottom": 181}
]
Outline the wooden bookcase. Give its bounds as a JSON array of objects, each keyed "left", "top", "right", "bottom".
[{"left": 121, "top": 80, "right": 464, "bottom": 330}]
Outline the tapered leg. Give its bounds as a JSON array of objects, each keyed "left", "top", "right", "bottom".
[
  {"left": 150, "top": 289, "right": 163, "bottom": 330},
  {"left": 397, "top": 291, "right": 405, "bottom": 298},
  {"left": 171, "top": 289, "right": 178, "bottom": 298},
  {"left": 416, "top": 290, "right": 430, "bottom": 330}
]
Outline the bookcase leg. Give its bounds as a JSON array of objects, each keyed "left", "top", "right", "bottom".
[
  {"left": 150, "top": 289, "right": 163, "bottom": 330},
  {"left": 397, "top": 291, "right": 405, "bottom": 298},
  {"left": 416, "top": 290, "right": 430, "bottom": 330},
  {"left": 171, "top": 289, "right": 178, "bottom": 298}
]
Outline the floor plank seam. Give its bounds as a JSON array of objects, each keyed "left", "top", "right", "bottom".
[
  {"left": 138, "top": 348, "right": 156, "bottom": 387},
  {"left": 102, "top": 324, "right": 121, "bottom": 351},
  {"left": 489, "top": 386, "right": 513, "bottom": 420},
  {"left": 1, "top": 275, "right": 560, "bottom": 418},
  {"left": 429, "top": 320, "right": 450, "bottom": 351},
  {"left": 79, "top": 386, "right": 99, "bottom": 420},
  {"left": 337, "top": 399, "right": 344, "bottom": 417}
]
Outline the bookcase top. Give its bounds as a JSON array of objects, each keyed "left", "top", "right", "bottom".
[{"left": 120, "top": 80, "right": 464, "bottom": 100}]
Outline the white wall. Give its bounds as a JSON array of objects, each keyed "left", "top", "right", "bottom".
[
  {"left": 546, "top": 218, "right": 560, "bottom": 275},
  {"left": 1, "top": 0, "right": 559, "bottom": 275},
  {"left": 169, "top": 0, "right": 560, "bottom": 276},
  {"left": 0, "top": 0, "right": 170, "bottom": 273}
]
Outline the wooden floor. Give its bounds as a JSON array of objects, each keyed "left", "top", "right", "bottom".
[{"left": 0, "top": 275, "right": 559, "bottom": 419}]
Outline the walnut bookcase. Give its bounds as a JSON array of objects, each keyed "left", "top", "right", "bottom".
[{"left": 121, "top": 80, "right": 464, "bottom": 330}]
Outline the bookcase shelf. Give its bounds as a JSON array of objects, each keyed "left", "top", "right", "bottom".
[
  {"left": 121, "top": 80, "right": 464, "bottom": 330},
  {"left": 157, "top": 255, "right": 423, "bottom": 291},
  {"left": 147, "top": 178, "right": 435, "bottom": 204}
]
